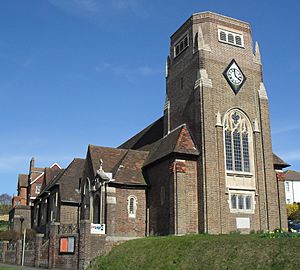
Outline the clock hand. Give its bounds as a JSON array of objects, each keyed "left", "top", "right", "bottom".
[{"left": 233, "top": 69, "right": 242, "bottom": 82}]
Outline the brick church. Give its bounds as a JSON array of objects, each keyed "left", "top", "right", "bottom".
[{"left": 8, "top": 11, "right": 289, "bottom": 269}]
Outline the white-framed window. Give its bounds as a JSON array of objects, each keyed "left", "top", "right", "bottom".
[
  {"left": 218, "top": 29, "right": 244, "bottom": 48},
  {"left": 229, "top": 190, "right": 255, "bottom": 213},
  {"left": 286, "top": 182, "right": 290, "bottom": 192},
  {"left": 35, "top": 184, "right": 41, "bottom": 194},
  {"left": 224, "top": 109, "right": 253, "bottom": 175},
  {"left": 127, "top": 195, "right": 137, "bottom": 218},
  {"left": 174, "top": 34, "right": 189, "bottom": 58}
]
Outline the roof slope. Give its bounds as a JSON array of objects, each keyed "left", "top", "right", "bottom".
[
  {"left": 273, "top": 153, "right": 290, "bottom": 168},
  {"left": 144, "top": 124, "right": 199, "bottom": 167},
  {"left": 88, "top": 145, "right": 148, "bottom": 186},
  {"left": 119, "top": 117, "right": 164, "bottom": 151},
  {"left": 43, "top": 166, "right": 63, "bottom": 188},
  {"left": 89, "top": 145, "right": 128, "bottom": 176},
  {"left": 285, "top": 170, "right": 300, "bottom": 181},
  {"left": 113, "top": 150, "right": 149, "bottom": 185},
  {"left": 60, "top": 158, "right": 85, "bottom": 203},
  {"left": 39, "top": 158, "right": 85, "bottom": 203}
]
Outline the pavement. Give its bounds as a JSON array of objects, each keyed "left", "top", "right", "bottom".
[{"left": 0, "top": 263, "right": 42, "bottom": 269}]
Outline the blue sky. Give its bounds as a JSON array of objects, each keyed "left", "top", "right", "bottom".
[{"left": 0, "top": 0, "right": 300, "bottom": 196}]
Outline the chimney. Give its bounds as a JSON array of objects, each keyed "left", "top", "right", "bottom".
[{"left": 30, "top": 157, "right": 35, "bottom": 172}]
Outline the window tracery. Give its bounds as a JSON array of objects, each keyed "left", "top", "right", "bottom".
[{"left": 224, "top": 110, "right": 252, "bottom": 173}]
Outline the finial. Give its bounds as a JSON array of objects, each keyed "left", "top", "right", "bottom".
[
  {"left": 197, "top": 26, "right": 211, "bottom": 52},
  {"left": 258, "top": 82, "right": 268, "bottom": 100},
  {"left": 216, "top": 112, "right": 222, "bottom": 127},
  {"left": 165, "top": 56, "right": 170, "bottom": 78},
  {"left": 99, "top": 159, "right": 103, "bottom": 171},
  {"left": 253, "top": 118, "right": 260, "bottom": 133},
  {"left": 254, "top": 42, "right": 261, "bottom": 64}
]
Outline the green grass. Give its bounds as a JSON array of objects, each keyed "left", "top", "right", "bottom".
[
  {"left": 0, "top": 221, "right": 8, "bottom": 232},
  {"left": 88, "top": 234, "right": 300, "bottom": 270},
  {"left": 0, "top": 267, "right": 18, "bottom": 270}
]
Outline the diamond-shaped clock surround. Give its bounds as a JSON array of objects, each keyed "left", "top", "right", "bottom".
[{"left": 223, "top": 59, "right": 246, "bottom": 94}]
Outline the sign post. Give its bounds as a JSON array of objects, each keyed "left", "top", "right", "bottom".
[{"left": 21, "top": 228, "right": 26, "bottom": 267}]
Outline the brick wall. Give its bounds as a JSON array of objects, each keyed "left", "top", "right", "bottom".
[
  {"left": 146, "top": 157, "right": 198, "bottom": 236},
  {"left": 107, "top": 187, "right": 146, "bottom": 237},
  {"left": 166, "top": 12, "right": 285, "bottom": 233},
  {"left": 60, "top": 205, "right": 78, "bottom": 224}
]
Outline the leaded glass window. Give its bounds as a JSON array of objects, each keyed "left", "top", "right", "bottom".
[
  {"left": 231, "top": 194, "right": 237, "bottom": 209},
  {"left": 230, "top": 192, "right": 254, "bottom": 213},
  {"left": 245, "top": 196, "right": 252, "bottom": 210},
  {"left": 225, "top": 130, "right": 233, "bottom": 170},
  {"left": 242, "top": 132, "right": 250, "bottom": 172},
  {"left": 233, "top": 130, "right": 242, "bottom": 171},
  {"left": 223, "top": 110, "right": 253, "bottom": 174},
  {"left": 238, "top": 195, "right": 244, "bottom": 209}
]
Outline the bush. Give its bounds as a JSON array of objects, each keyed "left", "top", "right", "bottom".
[
  {"left": 260, "top": 228, "right": 300, "bottom": 239},
  {"left": 287, "top": 203, "right": 299, "bottom": 219}
]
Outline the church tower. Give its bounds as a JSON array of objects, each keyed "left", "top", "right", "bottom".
[{"left": 165, "top": 12, "right": 287, "bottom": 233}]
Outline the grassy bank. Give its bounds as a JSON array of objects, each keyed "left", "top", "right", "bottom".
[{"left": 88, "top": 234, "right": 300, "bottom": 270}]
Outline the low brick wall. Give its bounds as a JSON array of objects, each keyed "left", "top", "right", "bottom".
[
  {"left": 24, "top": 250, "right": 35, "bottom": 266},
  {"left": 0, "top": 222, "right": 132, "bottom": 269}
]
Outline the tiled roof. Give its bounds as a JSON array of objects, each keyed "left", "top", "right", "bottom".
[
  {"left": 43, "top": 169, "right": 65, "bottom": 193},
  {"left": 44, "top": 166, "right": 63, "bottom": 188},
  {"left": 39, "top": 158, "right": 85, "bottom": 203},
  {"left": 113, "top": 150, "right": 149, "bottom": 186},
  {"left": 285, "top": 170, "right": 300, "bottom": 181},
  {"left": 273, "top": 153, "right": 290, "bottom": 168},
  {"left": 119, "top": 117, "right": 164, "bottom": 151},
  {"left": 144, "top": 124, "right": 199, "bottom": 167},
  {"left": 18, "top": 174, "right": 28, "bottom": 187},
  {"left": 88, "top": 145, "right": 148, "bottom": 186},
  {"left": 60, "top": 158, "right": 85, "bottom": 203},
  {"left": 89, "top": 145, "right": 128, "bottom": 175}
]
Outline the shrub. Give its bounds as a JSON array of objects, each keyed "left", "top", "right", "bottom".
[
  {"left": 286, "top": 203, "right": 299, "bottom": 220},
  {"left": 260, "top": 228, "right": 300, "bottom": 239}
]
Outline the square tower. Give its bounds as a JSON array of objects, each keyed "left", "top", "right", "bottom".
[{"left": 165, "top": 12, "right": 286, "bottom": 233}]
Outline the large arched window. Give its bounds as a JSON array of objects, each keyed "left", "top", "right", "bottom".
[{"left": 224, "top": 109, "right": 253, "bottom": 173}]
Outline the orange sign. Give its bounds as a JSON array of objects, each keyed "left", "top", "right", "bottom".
[{"left": 60, "top": 238, "right": 68, "bottom": 253}]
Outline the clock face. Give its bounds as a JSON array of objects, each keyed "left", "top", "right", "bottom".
[{"left": 223, "top": 59, "right": 246, "bottom": 94}]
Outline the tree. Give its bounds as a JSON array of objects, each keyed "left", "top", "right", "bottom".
[{"left": 0, "top": 193, "right": 11, "bottom": 205}]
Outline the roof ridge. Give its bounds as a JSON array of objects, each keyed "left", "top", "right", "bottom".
[{"left": 163, "top": 123, "right": 186, "bottom": 139}]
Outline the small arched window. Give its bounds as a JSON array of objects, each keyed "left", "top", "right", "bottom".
[
  {"left": 228, "top": 34, "right": 234, "bottom": 44},
  {"left": 235, "top": 35, "right": 242, "bottom": 46},
  {"left": 220, "top": 31, "right": 227, "bottom": 42},
  {"left": 224, "top": 109, "right": 253, "bottom": 173},
  {"left": 127, "top": 195, "right": 137, "bottom": 218}
]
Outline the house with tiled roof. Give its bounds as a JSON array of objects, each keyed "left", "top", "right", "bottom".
[
  {"left": 9, "top": 158, "right": 62, "bottom": 232},
  {"left": 32, "top": 158, "right": 84, "bottom": 235},
  {"left": 284, "top": 170, "right": 300, "bottom": 204},
  {"left": 12, "top": 174, "right": 28, "bottom": 207}
]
